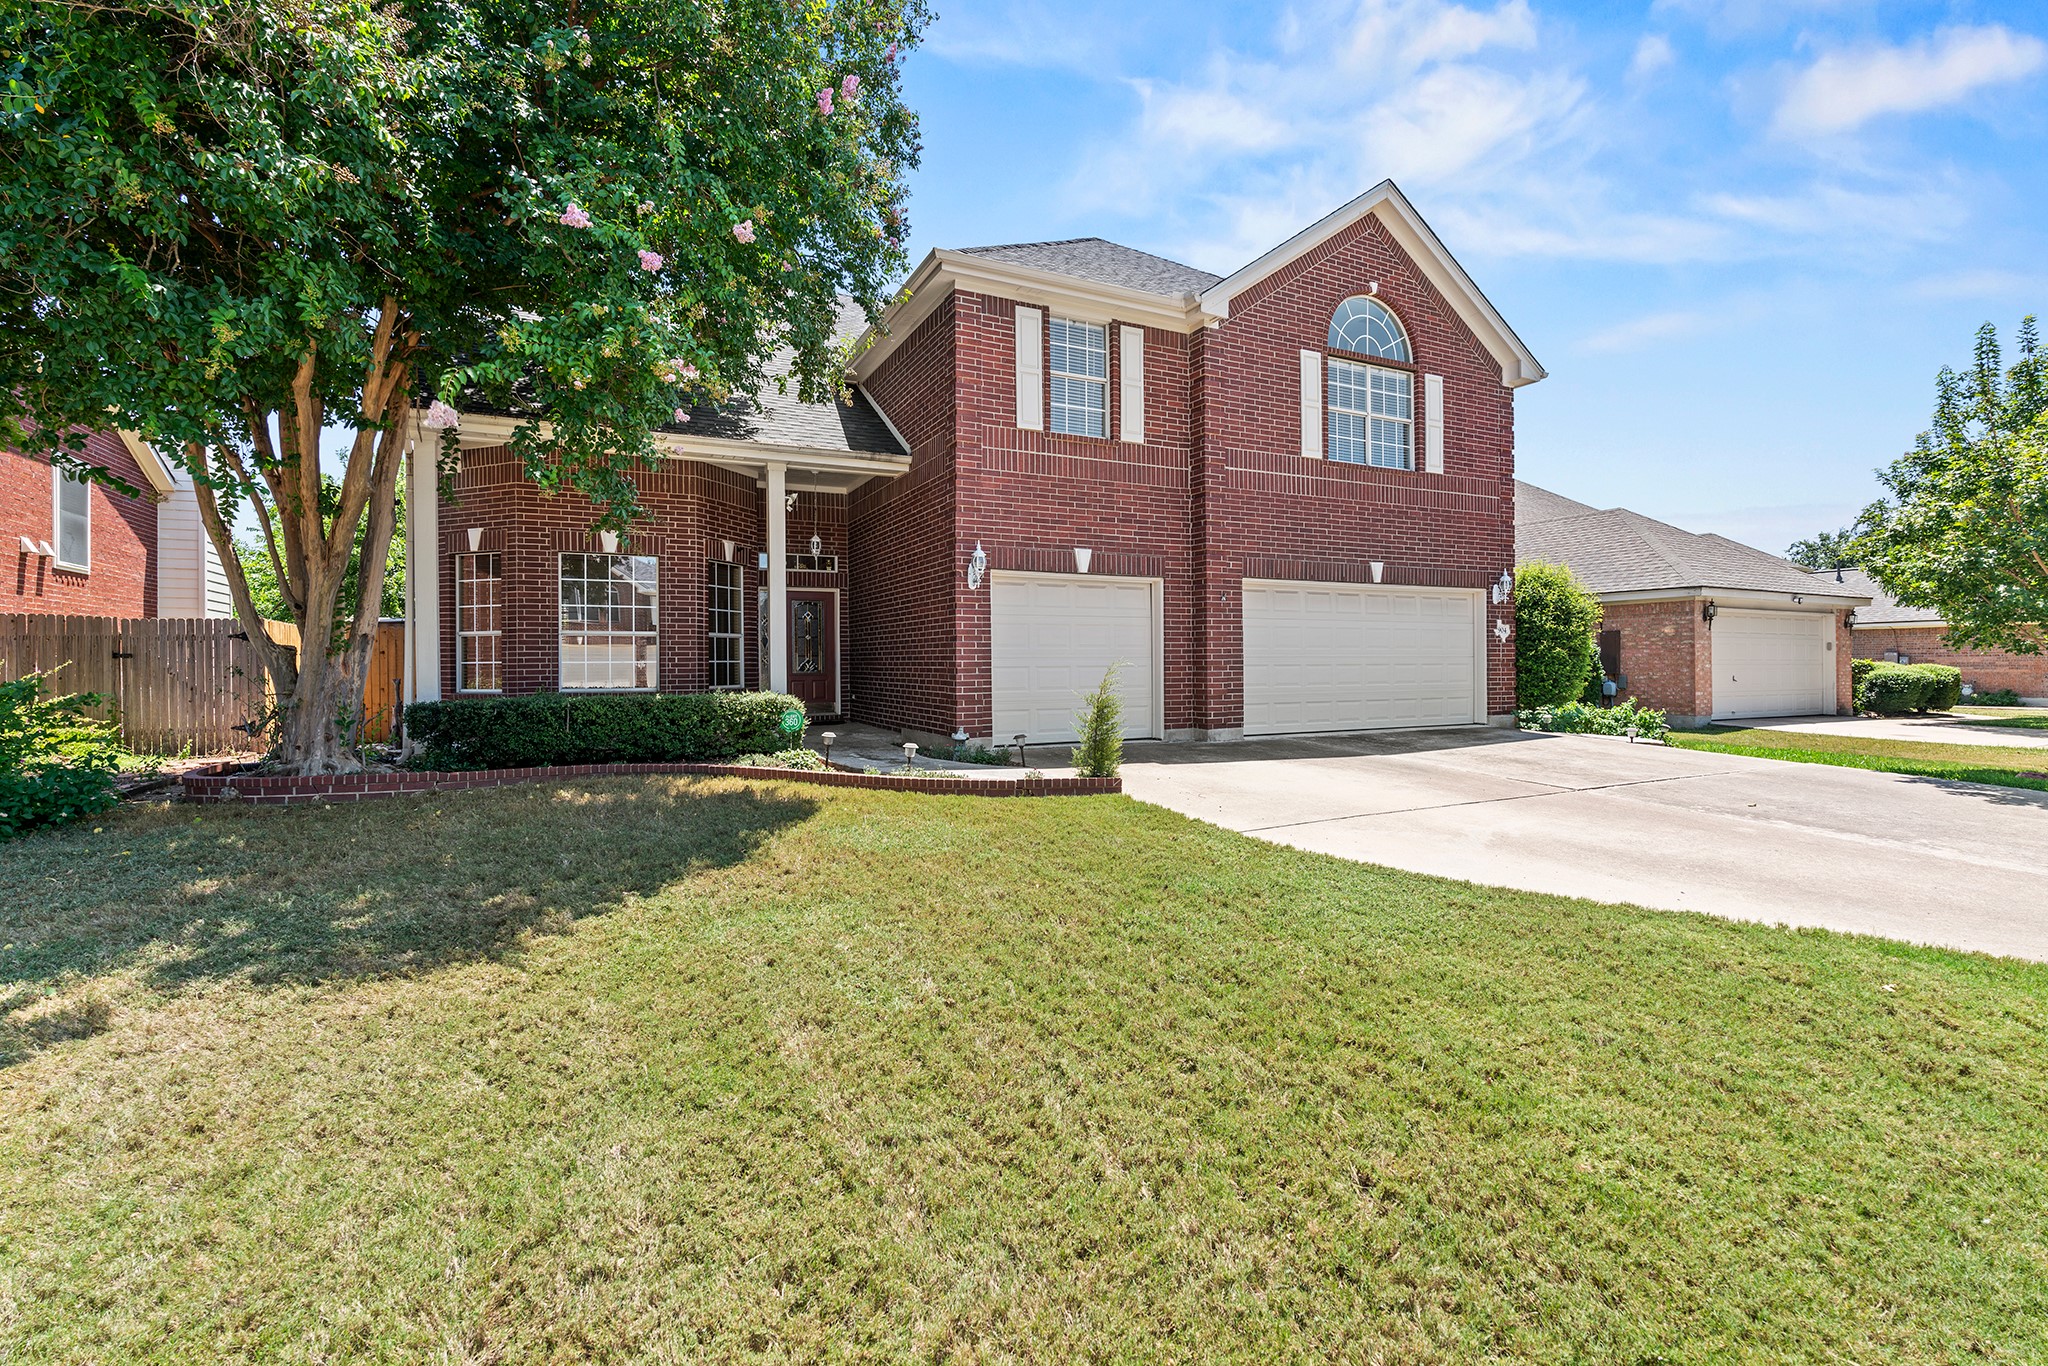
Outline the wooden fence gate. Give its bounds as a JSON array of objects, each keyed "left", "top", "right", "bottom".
[{"left": 1, "top": 616, "right": 405, "bottom": 755}]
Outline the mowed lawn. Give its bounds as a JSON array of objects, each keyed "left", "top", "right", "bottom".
[
  {"left": 3, "top": 780, "right": 2046, "bottom": 1362},
  {"left": 1668, "top": 725, "right": 2048, "bottom": 792}
]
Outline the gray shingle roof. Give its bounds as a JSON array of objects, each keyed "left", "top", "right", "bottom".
[
  {"left": 957, "top": 238, "right": 1221, "bottom": 298},
  {"left": 1816, "top": 568, "right": 1943, "bottom": 625},
  {"left": 1515, "top": 483, "right": 1867, "bottom": 601},
  {"left": 672, "top": 296, "right": 903, "bottom": 454},
  {"left": 1515, "top": 480, "right": 1599, "bottom": 525}
]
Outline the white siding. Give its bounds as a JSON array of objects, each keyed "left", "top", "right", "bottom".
[{"left": 156, "top": 470, "right": 235, "bottom": 618}]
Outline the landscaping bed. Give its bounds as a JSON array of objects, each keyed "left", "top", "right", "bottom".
[
  {"left": 1668, "top": 725, "right": 2048, "bottom": 791},
  {"left": 3, "top": 778, "right": 2045, "bottom": 1359}
]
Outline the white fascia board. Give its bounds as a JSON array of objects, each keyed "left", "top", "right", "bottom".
[
  {"left": 856, "top": 383, "right": 912, "bottom": 457},
  {"left": 1197, "top": 179, "right": 1547, "bottom": 390},
  {"left": 1594, "top": 587, "right": 1869, "bottom": 609},
  {"left": 848, "top": 249, "right": 1205, "bottom": 382},
  {"left": 115, "top": 430, "right": 178, "bottom": 497},
  {"left": 447, "top": 408, "right": 908, "bottom": 481}
]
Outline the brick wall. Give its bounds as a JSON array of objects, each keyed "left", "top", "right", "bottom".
[
  {"left": 4, "top": 431, "right": 158, "bottom": 617},
  {"left": 1600, "top": 598, "right": 1710, "bottom": 722},
  {"left": 1851, "top": 626, "right": 2048, "bottom": 700}
]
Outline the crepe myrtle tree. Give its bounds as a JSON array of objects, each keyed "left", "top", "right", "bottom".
[
  {"left": 1856, "top": 317, "right": 2048, "bottom": 657},
  {"left": 0, "top": 0, "right": 927, "bottom": 772}
]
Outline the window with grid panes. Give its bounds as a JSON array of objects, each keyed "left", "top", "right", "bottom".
[
  {"left": 558, "top": 553, "right": 658, "bottom": 690},
  {"left": 707, "top": 561, "right": 743, "bottom": 689},
  {"left": 1327, "top": 357, "right": 1412, "bottom": 469},
  {"left": 454, "top": 553, "right": 503, "bottom": 692},
  {"left": 1048, "top": 318, "right": 1107, "bottom": 437}
]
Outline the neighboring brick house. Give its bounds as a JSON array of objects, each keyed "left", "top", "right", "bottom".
[
  {"left": 1822, "top": 567, "right": 2048, "bottom": 705},
  {"left": 1516, "top": 483, "right": 1868, "bottom": 726},
  {"left": 5, "top": 430, "right": 231, "bottom": 619},
  {"left": 410, "top": 181, "right": 1547, "bottom": 744}
]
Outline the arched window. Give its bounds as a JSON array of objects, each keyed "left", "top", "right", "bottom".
[{"left": 1328, "top": 296, "right": 1410, "bottom": 361}]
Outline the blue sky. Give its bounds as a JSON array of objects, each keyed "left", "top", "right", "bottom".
[{"left": 892, "top": 0, "right": 2048, "bottom": 555}]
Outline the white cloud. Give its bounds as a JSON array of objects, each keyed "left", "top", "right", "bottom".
[
  {"left": 1628, "top": 34, "right": 1675, "bottom": 84},
  {"left": 1773, "top": 25, "right": 2048, "bottom": 138},
  {"left": 1579, "top": 308, "right": 1713, "bottom": 352},
  {"left": 1906, "top": 269, "right": 2045, "bottom": 302}
]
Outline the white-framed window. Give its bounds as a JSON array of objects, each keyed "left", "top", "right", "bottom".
[
  {"left": 1048, "top": 317, "right": 1108, "bottom": 437},
  {"left": 559, "top": 552, "right": 658, "bottom": 690},
  {"left": 1328, "top": 358, "right": 1412, "bottom": 470},
  {"left": 455, "top": 553, "right": 503, "bottom": 693},
  {"left": 707, "top": 561, "right": 744, "bottom": 690},
  {"left": 54, "top": 468, "right": 90, "bottom": 570},
  {"left": 1328, "top": 296, "right": 1411, "bottom": 361}
]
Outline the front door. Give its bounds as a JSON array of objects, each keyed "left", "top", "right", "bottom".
[{"left": 787, "top": 590, "right": 838, "bottom": 716}]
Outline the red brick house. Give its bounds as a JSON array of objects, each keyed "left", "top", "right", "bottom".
[
  {"left": 5, "top": 430, "right": 231, "bottom": 619},
  {"left": 1824, "top": 567, "right": 2048, "bottom": 705},
  {"left": 408, "top": 181, "right": 1546, "bottom": 744},
  {"left": 1516, "top": 483, "right": 1868, "bottom": 725}
]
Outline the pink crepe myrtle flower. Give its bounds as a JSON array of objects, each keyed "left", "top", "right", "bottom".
[
  {"left": 885, "top": 41, "right": 898, "bottom": 63},
  {"left": 636, "top": 200, "right": 654, "bottom": 215},
  {"left": 817, "top": 87, "right": 834, "bottom": 116},
  {"left": 421, "top": 400, "right": 460, "bottom": 430},
  {"left": 732, "top": 219, "right": 755, "bottom": 243},
  {"left": 780, "top": 260, "right": 793, "bottom": 272},
  {"left": 663, "top": 358, "right": 698, "bottom": 382},
  {"left": 841, "top": 74, "right": 860, "bottom": 99},
  {"left": 673, "top": 408, "right": 691, "bottom": 423},
  {"left": 638, "top": 249, "right": 664, "bottom": 272},
  {"left": 559, "top": 203, "right": 592, "bottom": 229}
]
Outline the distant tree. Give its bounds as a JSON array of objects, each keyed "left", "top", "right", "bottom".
[
  {"left": 1514, "top": 561, "right": 1602, "bottom": 708},
  {"left": 1785, "top": 528, "right": 1858, "bottom": 570},
  {"left": 2, "top": 0, "right": 928, "bottom": 771},
  {"left": 1855, "top": 317, "right": 2048, "bottom": 656}
]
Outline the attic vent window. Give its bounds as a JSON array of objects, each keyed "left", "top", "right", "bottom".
[{"left": 1329, "top": 297, "right": 1410, "bottom": 362}]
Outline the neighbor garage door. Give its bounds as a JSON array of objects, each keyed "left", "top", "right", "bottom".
[
  {"left": 1711, "top": 610, "right": 1833, "bottom": 720},
  {"left": 1241, "top": 581, "right": 1484, "bottom": 736},
  {"left": 990, "top": 573, "right": 1159, "bottom": 744}
]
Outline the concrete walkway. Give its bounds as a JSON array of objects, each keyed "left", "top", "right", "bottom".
[
  {"left": 1119, "top": 727, "right": 2048, "bottom": 961},
  {"left": 1724, "top": 713, "right": 2048, "bottom": 749}
]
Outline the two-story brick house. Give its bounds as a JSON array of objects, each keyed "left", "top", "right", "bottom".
[{"left": 408, "top": 180, "right": 1545, "bottom": 744}]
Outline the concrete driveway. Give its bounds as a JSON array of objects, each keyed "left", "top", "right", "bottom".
[
  {"left": 1722, "top": 713, "right": 2048, "bottom": 749},
  {"left": 1120, "top": 728, "right": 2048, "bottom": 961}
]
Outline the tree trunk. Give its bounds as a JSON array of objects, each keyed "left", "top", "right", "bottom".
[{"left": 272, "top": 645, "right": 368, "bottom": 774}]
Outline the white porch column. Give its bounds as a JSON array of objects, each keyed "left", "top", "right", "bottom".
[
  {"left": 765, "top": 461, "right": 789, "bottom": 695},
  {"left": 405, "top": 424, "right": 444, "bottom": 706}
]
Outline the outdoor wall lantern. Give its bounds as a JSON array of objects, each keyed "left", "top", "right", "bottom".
[
  {"left": 785, "top": 490, "right": 800, "bottom": 513},
  {"left": 1702, "top": 600, "right": 1719, "bottom": 626},
  {"left": 966, "top": 541, "right": 987, "bottom": 590},
  {"left": 1846, "top": 608, "right": 1858, "bottom": 627},
  {"left": 1493, "top": 618, "right": 1512, "bottom": 644},
  {"left": 1492, "top": 570, "right": 1514, "bottom": 604},
  {"left": 810, "top": 533, "right": 823, "bottom": 557}
]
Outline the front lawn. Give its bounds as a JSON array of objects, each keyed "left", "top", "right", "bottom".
[
  {"left": 1667, "top": 725, "right": 2048, "bottom": 792},
  {"left": 1955, "top": 706, "right": 2048, "bottom": 733},
  {"left": 3, "top": 779, "right": 2046, "bottom": 1361}
]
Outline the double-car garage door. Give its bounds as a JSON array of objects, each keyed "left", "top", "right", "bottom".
[{"left": 987, "top": 572, "right": 1486, "bottom": 743}]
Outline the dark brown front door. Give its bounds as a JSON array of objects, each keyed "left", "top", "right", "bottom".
[{"left": 787, "top": 591, "right": 838, "bottom": 715}]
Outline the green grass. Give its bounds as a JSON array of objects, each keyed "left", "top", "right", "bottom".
[
  {"left": 1954, "top": 706, "right": 2048, "bottom": 733},
  {"left": 3, "top": 779, "right": 2046, "bottom": 1362},
  {"left": 1667, "top": 725, "right": 2048, "bottom": 792}
]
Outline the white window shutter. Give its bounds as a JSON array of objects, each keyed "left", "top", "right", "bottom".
[
  {"left": 1015, "top": 306, "right": 1043, "bottom": 431},
  {"left": 1118, "top": 325, "right": 1145, "bottom": 443},
  {"left": 1424, "top": 373, "right": 1445, "bottom": 474},
  {"left": 1299, "top": 350, "right": 1322, "bottom": 460}
]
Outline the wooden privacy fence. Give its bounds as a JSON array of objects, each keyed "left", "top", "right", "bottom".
[{"left": 1, "top": 615, "right": 405, "bottom": 755}]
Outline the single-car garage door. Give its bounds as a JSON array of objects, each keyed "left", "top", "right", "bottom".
[
  {"left": 991, "top": 573, "right": 1159, "bottom": 744},
  {"left": 1242, "top": 581, "right": 1484, "bottom": 736},
  {"left": 1712, "top": 610, "right": 1833, "bottom": 720}
]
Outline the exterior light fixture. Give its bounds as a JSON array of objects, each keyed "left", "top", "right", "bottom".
[
  {"left": 1013, "top": 733, "right": 1028, "bottom": 768},
  {"left": 1492, "top": 570, "right": 1514, "bottom": 604},
  {"left": 1625, "top": 725, "right": 1639, "bottom": 744},
  {"left": 785, "top": 490, "right": 799, "bottom": 513},
  {"left": 1702, "top": 600, "right": 1718, "bottom": 626},
  {"left": 809, "top": 533, "right": 823, "bottom": 556},
  {"left": 819, "top": 731, "right": 836, "bottom": 765},
  {"left": 902, "top": 741, "right": 918, "bottom": 769},
  {"left": 1846, "top": 608, "right": 1857, "bottom": 627},
  {"left": 967, "top": 541, "right": 987, "bottom": 590},
  {"left": 952, "top": 727, "right": 968, "bottom": 742},
  {"left": 1073, "top": 547, "right": 1093, "bottom": 574}
]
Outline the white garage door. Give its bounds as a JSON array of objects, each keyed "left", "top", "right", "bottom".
[
  {"left": 1712, "top": 610, "right": 1833, "bottom": 720},
  {"left": 991, "top": 573, "right": 1159, "bottom": 744},
  {"left": 1242, "top": 581, "right": 1484, "bottom": 736}
]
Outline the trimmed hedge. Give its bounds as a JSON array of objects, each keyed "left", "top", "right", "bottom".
[
  {"left": 1851, "top": 660, "right": 1962, "bottom": 715},
  {"left": 1517, "top": 699, "right": 1669, "bottom": 742},
  {"left": 404, "top": 691, "right": 806, "bottom": 771}
]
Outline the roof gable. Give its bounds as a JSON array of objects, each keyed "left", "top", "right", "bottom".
[
  {"left": 956, "top": 239, "right": 1220, "bottom": 298},
  {"left": 1197, "top": 180, "right": 1545, "bottom": 389}
]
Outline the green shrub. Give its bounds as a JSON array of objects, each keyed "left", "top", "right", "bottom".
[
  {"left": 0, "top": 671, "right": 127, "bottom": 838},
  {"left": 730, "top": 748, "right": 828, "bottom": 772},
  {"left": 1854, "top": 662, "right": 1962, "bottom": 714},
  {"left": 1971, "top": 688, "right": 2022, "bottom": 706},
  {"left": 1514, "top": 561, "right": 1602, "bottom": 708},
  {"left": 404, "top": 691, "right": 805, "bottom": 770},
  {"left": 1071, "top": 666, "right": 1123, "bottom": 778},
  {"left": 1517, "top": 698, "right": 1669, "bottom": 742}
]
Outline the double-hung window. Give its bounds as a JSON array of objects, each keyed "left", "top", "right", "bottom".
[
  {"left": 54, "top": 469, "right": 90, "bottom": 570},
  {"left": 559, "top": 553, "right": 658, "bottom": 690},
  {"left": 707, "top": 561, "right": 744, "bottom": 690},
  {"left": 1328, "top": 358, "right": 1413, "bottom": 470},
  {"left": 455, "top": 554, "right": 504, "bottom": 692},
  {"left": 1048, "top": 318, "right": 1108, "bottom": 437}
]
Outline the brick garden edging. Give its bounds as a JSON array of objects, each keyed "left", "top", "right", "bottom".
[{"left": 179, "top": 761, "right": 1119, "bottom": 805}]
